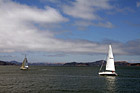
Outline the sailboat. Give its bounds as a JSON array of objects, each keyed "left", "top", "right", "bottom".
[
  {"left": 99, "top": 45, "right": 117, "bottom": 76},
  {"left": 20, "top": 55, "right": 29, "bottom": 70}
]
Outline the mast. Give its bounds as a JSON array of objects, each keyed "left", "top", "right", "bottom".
[{"left": 106, "top": 45, "right": 115, "bottom": 71}]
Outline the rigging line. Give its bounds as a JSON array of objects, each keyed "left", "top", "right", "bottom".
[
  {"left": 99, "top": 60, "right": 104, "bottom": 72},
  {"left": 99, "top": 46, "right": 108, "bottom": 72}
]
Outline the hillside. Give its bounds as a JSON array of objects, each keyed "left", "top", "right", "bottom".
[
  {"left": 0, "top": 60, "right": 16, "bottom": 65},
  {"left": 0, "top": 60, "right": 140, "bottom": 66},
  {"left": 63, "top": 60, "right": 140, "bottom": 66}
]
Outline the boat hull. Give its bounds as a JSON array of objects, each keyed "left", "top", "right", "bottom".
[
  {"left": 99, "top": 71, "right": 117, "bottom": 76},
  {"left": 20, "top": 67, "right": 28, "bottom": 70}
]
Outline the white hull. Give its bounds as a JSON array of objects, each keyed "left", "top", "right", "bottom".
[
  {"left": 25, "top": 66, "right": 28, "bottom": 68},
  {"left": 99, "top": 71, "right": 117, "bottom": 76},
  {"left": 20, "top": 67, "right": 28, "bottom": 70}
]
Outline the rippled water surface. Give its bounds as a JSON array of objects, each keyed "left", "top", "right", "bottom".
[{"left": 0, "top": 66, "right": 140, "bottom": 93}]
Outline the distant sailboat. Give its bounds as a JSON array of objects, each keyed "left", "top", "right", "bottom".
[
  {"left": 99, "top": 45, "right": 117, "bottom": 76},
  {"left": 20, "top": 55, "right": 29, "bottom": 70}
]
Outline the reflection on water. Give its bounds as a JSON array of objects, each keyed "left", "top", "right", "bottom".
[{"left": 105, "top": 76, "right": 116, "bottom": 92}]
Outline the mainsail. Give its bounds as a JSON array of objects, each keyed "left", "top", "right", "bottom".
[
  {"left": 20, "top": 56, "right": 28, "bottom": 70},
  {"left": 106, "top": 45, "right": 115, "bottom": 71}
]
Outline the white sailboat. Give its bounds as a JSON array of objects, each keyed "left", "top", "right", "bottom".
[
  {"left": 99, "top": 45, "right": 117, "bottom": 76},
  {"left": 20, "top": 55, "right": 29, "bottom": 70}
]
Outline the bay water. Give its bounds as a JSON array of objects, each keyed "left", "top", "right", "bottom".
[{"left": 0, "top": 66, "right": 140, "bottom": 93}]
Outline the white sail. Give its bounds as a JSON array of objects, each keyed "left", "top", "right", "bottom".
[
  {"left": 106, "top": 45, "right": 115, "bottom": 71},
  {"left": 24, "top": 58, "right": 28, "bottom": 68}
]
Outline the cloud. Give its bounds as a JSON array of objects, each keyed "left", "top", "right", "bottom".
[
  {"left": 63, "top": 0, "right": 113, "bottom": 20},
  {"left": 0, "top": 0, "right": 67, "bottom": 52},
  {"left": 124, "top": 21, "right": 140, "bottom": 27},
  {"left": 40, "top": 0, "right": 115, "bottom": 28},
  {"left": 122, "top": 39, "right": 140, "bottom": 55},
  {"left": 137, "top": 1, "right": 140, "bottom": 7},
  {"left": 0, "top": 2, "right": 67, "bottom": 23},
  {"left": 0, "top": 0, "right": 140, "bottom": 56},
  {"left": 101, "top": 39, "right": 140, "bottom": 55},
  {"left": 62, "top": 0, "right": 115, "bottom": 28},
  {"left": 74, "top": 21, "right": 93, "bottom": 27},
  {"left": 115, "top": 7, "right": 135, "bottom": 14},
  {"left": 93, "top": 21, "right": 114, "bottom": 28},
  {"left": 0, "top": 55, "right": 16, "bottom": 58},
  {"left": 45, "top": 54, "right": 67, "bottom": 57},
  {"left": 74, "top": 21, "right": 114, "bottom": 28}
]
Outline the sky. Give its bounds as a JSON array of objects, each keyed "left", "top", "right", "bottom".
[{"left": 0, "top": 0, "right": 140, "bottom": 63}]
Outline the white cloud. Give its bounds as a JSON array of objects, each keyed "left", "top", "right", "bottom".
[
  {"left": 0, "top": 0, "right": 139, "bottom": 56},
  {"left": 93, "top": 21, "right": 114, "bottom": 28},
  {"left": 0, "top": 0, "right": 67, "bottom": 52},
  {"left": 137, "top": 2, "right": 140, "bottom": 7},
  {"left": 74, "top": 21, "right": 114, "bottom": 28},
  {"left": 0, "top": 2, "right": 67, "bottom": 23},
  {"left": 62, "top": 0, "right": 114, "bottom": 28},
  {"left": 63, "top": 0, "right": 112, "bottom": 20},
  {"left": 115, "top": 7, "right": 135, "bottom": 14}
]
